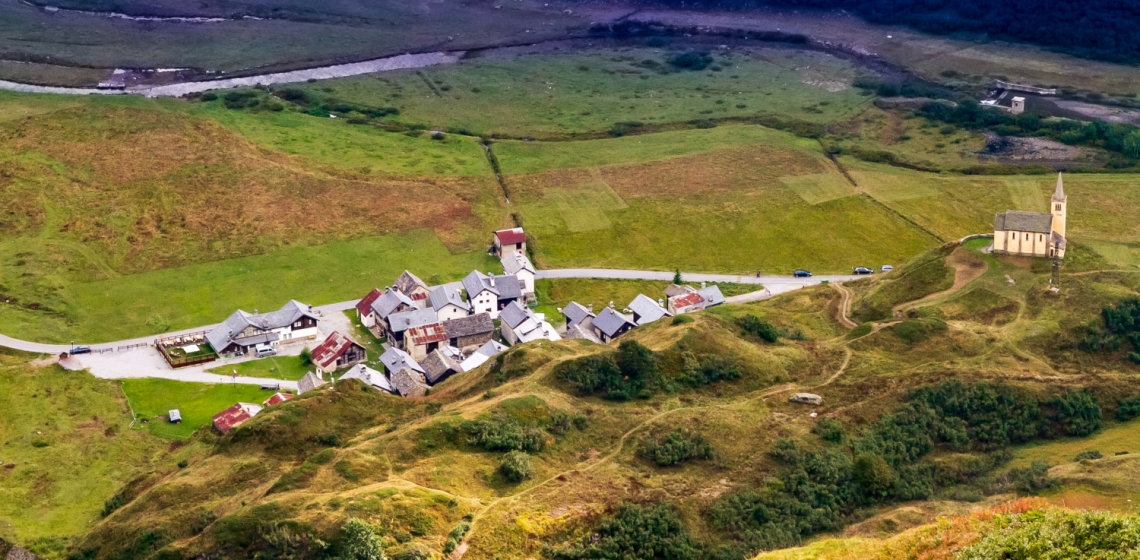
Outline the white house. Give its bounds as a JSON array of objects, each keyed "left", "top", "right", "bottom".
[
  {"left": 206, "top": 300, "right": 321, "bottom": 358},
  {"left": 461, "top": 271, "right": 501, "bottom": 318},
  {"left": 429, "top": 285, "right": 472, "bottom": 322},
  {"left": 500, "top": 250, "right": 536, "bottom": 301},
  {"left": 499, "top": 301, "right": 561, "bottom": 346}
]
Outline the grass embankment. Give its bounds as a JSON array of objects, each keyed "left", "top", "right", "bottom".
[
  {"left": 292, "top": 46, "right": 868, "bottom": 138},
  {"left": 532, "top": 278, "right": 759, "bottom": 324},
  {"left": 848, "top": 245, "right": 957, "bottom": 322},
  {"left": 0, "top": 352, "right": 176, "bottom": 557},
  {"left": 120, "top": 378, "right": 280, "bottom": 440}
]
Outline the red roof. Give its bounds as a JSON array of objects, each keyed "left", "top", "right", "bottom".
[
  {"left": 495, "top": 228, "right": 526, "bottom": 246},
  {"left": 212, "top": 403, "right": 253, "bottom": 434},
  {"left": 262, "top": 392, "right": 293, "bottom": 407},
  {"left": 406, "top": 323, "right": 448, "bottom": 346},
  {"left": 311, "top": 331, "right": 363, "bottom": 369},
  {"left": 671, "top": 292, "right": 705, "bottom": 309},
  {"left": 356, "top": 288, "right": 382, "bottom": 316}
]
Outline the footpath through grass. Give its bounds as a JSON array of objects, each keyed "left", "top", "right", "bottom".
[{"left": 121, "top": 378, "right": 280, "bottom": 440}]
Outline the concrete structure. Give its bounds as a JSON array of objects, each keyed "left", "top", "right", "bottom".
[
  {"left": 386, "top": 307, "right": 439, "bottom": 350},
  {"left": 492, "top": 227, "right": 526, "bottom": 257},
  {"left": 993, "top": 173, "right": 1067, "bottom": 259},
  {"left": 366, "top": 288, "right": 415, "bottom": 331},
  {"left": 355, "top": 288, "right": 384, "bottom": 327},
  {"left": 593, "top": 306, "right": 635, "bottom": 342},
  {"left": 1011, "top": 96, "right": 1026, "bottom": 115},
  {"left": 667, "top": 284, "right": 726, "bottom": 315},
  {"left": 206, "top": 300, "right": 320, "bottom": 358},
  {"left": 404, "top": 322, "right": 448, "bottom": 361},
  {"left": 390, "top": 367, "right": 430, "bottom": 397},
  {"left": 310, "top": 331, "right": 367, "bottom": 375},
  {"left": 421, "top": 346, "right": 463, "bottom": 385},
  {"left": 262, "top": 392, "right": 293, "bottom": 407},
  {"left": 561, "top": 301, "right": 596, "bottom": 333}
]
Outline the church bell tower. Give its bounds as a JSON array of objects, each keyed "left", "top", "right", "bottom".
[{"left": 1051, "top": 172, "right": 1067, "bottom": 238}]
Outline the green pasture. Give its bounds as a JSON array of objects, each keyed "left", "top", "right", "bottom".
[
  {"left": 121, "top": 378, "right": 279, "bottom": 440},
  {"left": 207, "top": 354, "right": 313, "bottom": 382},
  {"left": 295, "top": 46, "right": 868, "bottom": 138}
]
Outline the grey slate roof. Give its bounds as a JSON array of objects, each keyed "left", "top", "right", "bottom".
[
  {"left": 1053, "top": 172, "right": 1065, "bottom": 200},
  {"left": 338, "top": 364, "right": 395, "bottom": 394},
  {"left": 390, "top": 368, "right": 430, "bottom": 397},
  {"left": 500, "top": 251, "right": 535, "bottom": 276},
  {"left": 566, "top": 323, "right": 603, "bottom": 344},
  {"left": 394, "top": 270, "right": 428, "bottom": 295},
  {"left": 594, "top": 307, "right": 635, "bottom": 338},
  {"left": 697, "top": 285, "right": 726, "bottom": 307},
  {"left": 298, "top": 371, "right": 325, "bottom": 394},
  {"left": 499, "top": 301, "right": 531, "bottom": 330},
  {"left": 475, "top": 339, "right": 509, "bottom": 357},
  {"left": 371, "top": 288, "right": 415, "bottom": 318},
  {"left": 562, "top": 301, "right": 595, "bottom": 330},
  {"left": 429, "top": 285, "right": 472, "bottom": 313},
  {"left": 387, "top": 307, "right": 439, "bottom": 335},
  {"left": 494, "top": 275, "right": 522, "bottom": 301},
  {"left": 629, "top": 294, "right": 672, "bottom": 325},
  {"left": 421, "top": 347, "right": 462, "bottom": 384},
  {"left": 994, "top": 210, "right": 1053, "bottom": 234},
  {"left": 462, "top": 270, "right": 498, "bottom": 299},
  {"left": 380, "top": 347, "right": 425, "bottom": 376},
  {"left": 444, "top": 312, "right": 494, "bottom": 338},
  {"left": 206, "top": 300, "right": 317, "bottom": 353}
]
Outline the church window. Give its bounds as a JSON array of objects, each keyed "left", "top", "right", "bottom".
[
  {"left": 1025, "top": 234, "right": 1029, "bottom": 240},
  {"left": 1055, "top": 204, "right": 1061, "bottom": 211}
]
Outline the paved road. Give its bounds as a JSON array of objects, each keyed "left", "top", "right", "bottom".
[{"left": 535, "top": 269, "right": 861, "bottom": 286}]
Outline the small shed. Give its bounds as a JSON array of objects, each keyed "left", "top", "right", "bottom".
[
  {"left": 789, "top": 393, "right": 824, "bottom": 405},
  {"left": 168, "top": 409, "right": 182, "bottom": 424}
]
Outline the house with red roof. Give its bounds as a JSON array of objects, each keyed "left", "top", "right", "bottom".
[
  {"left": 492, "top": 227, "right": 526, "bottom": 257},
  {"left": 404, "top": 322, "right": 448, "bottom": 361},
  {"left": 311, "top": 331, "right": 367, "bottom": 375},
  {"left": 355, "top": 288, "right": 383, "bottom": 327},
  {"left": 262, "top": 392, "right": 293, "bottom": 407},
  {"left": 212, "top": 402, "right": 263, "bottom": 434}
]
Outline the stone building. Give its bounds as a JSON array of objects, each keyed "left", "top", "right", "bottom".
[{"left": 993, "top": 173, "right": 1067, "bottom": 259}]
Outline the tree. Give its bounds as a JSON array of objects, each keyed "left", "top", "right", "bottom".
[
  {"left": 499, "top": 451, "right": 533, "bottom": 482},
  {"left": 336, "top": 518, "right": 386, "bottom": 560},
  {"left": 853, "top": 453, "right": 894, "bottom": 496},
  {"left": 615, "top": 340, "right": 658, "bottom": 389},
  {"left": 300, "top": 346, "right": 313, "bottom": 366},
  {"left": 673, "top": 269, "right": 683, "bottom": 284},
  {"left": 1056, "top": 389, "right": 1104, "bottom": 437}
]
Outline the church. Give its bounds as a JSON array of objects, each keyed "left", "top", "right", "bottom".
[{"left": 992, "top": 173, "right": 1067, "bottom": 259}]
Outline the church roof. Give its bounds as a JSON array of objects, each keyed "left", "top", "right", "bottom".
[
  {"left": 1053, "top": 172, "right": 1066, "bottom": 201},
  {"left": 994, "top": 210, "right": 1053, "bottom": 234}
]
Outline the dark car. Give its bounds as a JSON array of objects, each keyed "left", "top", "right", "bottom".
[
  {"left": 853, "top": 267, "right": 874, "bottom": 275},
  {"left": 70, "top": 345, "right": 92, "bottom": 355},
  {"left": 793, "top": 269, "right": 812, "bottom": 278}
]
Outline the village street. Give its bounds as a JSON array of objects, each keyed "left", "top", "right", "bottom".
[{"left": 0, "top": 269, "right": 858, "bottom": 384}]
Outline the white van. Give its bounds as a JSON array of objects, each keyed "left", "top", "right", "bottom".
[{"left": 255, "top": 344, "right": 277, "bottom": 358}]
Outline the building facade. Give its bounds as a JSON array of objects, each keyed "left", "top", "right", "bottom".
[{"left": 993, "top": 173, "right": 1067, "bottom": 259}]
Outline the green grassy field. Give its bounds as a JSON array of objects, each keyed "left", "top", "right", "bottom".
[
  {"left": 207, "top": 355, "right": 313, "bottom": 382},
  {"left": 0, "top": 354, "right": 171, "bottom": 556},
  {"left": 294, "top": 46, "right": 869, "bottom": 138},
  {"left": 120, "top": 378, "right": 281, "bottom": 439}
]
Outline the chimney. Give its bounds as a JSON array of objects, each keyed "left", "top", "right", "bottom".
[
  {"left": 658, "top": 298, "right": 665, "bottom": 307},
  {"left": 701, "top": 281, "right": 706, "bottom": 289},
  {"left": 588, "top": 303, "right": 594, "bottom": 312},
  {"left": 489, "top": 276, "right": 496, "bottom": 287},
  {"left": 609, "top": 301, "right": 615, "bottom": 309},
  {"left": 557, "top": 307, "right": 563, "bottom": 313}
]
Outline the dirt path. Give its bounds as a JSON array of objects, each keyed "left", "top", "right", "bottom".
[
  {"left": 892, "top": 247, "right": 988, "bottom": 318},
  {"left": 830, "top": 282, "right": 858, "bottom": 329}
]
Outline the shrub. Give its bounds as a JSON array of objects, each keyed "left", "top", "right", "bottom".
[
  {"left": 549, "top": 503, "right": 702, "bottom": 560},
  {"left": 669, "top": 51, "right": 713, "bottom": 71},
  {"left": 853, "top": 453, "right": 894, "bottom": 495},
  {"left": 335, "top": 518, "right": 385, "bottom": 560},
  {"left": 546, "top": 410, "right": 587, "bottom": 435},
  {"left": 300, "top": 347, "right": 312, "bottom": 365},
  {"left": 464, "top": 416, "right": 546, "bottom": 452},
  {"left": 201, "top": 92, "right": 218, "bottom": 101},
  {"left": 846, "top": 323, "right": 873, "bottom": 339},
  {"left": 1116, "top": 396, "right": 1140, "bottom": 420},
  {"left": 738, "top": 315, "right": 779, "bottom": 343},
  {"left": 499, "top": 451, "right": 533, "bottom": 482},
  {"left": 640, "top": 429, "right": 714, "bottom": 466},
  {"left": 812, "top": 418, "right": 845, "bottom": 443},
  {"left": 177, "top": 459, "right": 189, "bottom": 469},
  {"left": 959, "top": 509, "right": 1140, "bottom": 560},
  {"left": 1056, "top": 389, "right": 1104, "bottom": 437},
  {"left": 1074, "top": 450, "right": 1103, "bottom": 461},
  {"left": 316, "top": 432, "right": 341, "bottom": 447},
  {"left": 1006, "top": 460, "right": 1057, "bottom": 494},
  {"left": 557, "top": 342, "right": 658, "bottom": 400},
  {"left": 276, "top": 88, "right": 308, "bottom": 103},
  {"left": 892, "top": 318, "right": 948, "bottom": 343},
  {"left": 672, "top": 314, "right": 694, "bottom": 325}
]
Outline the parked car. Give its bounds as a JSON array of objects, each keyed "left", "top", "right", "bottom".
[
  {"left": 793, "top": 269, "right": 812, "bottom": 278},
  {"left": 255, "top": 344, "right": 277, "bottom": 358},
  {"left": 70, "top": 345, "right": 91, "bottom": 355},
  {"left": 881, "top": 265, "right": 894, "bottom": 272},
  {"left": 853, "top": 266, "right": 874, "bottom": 275}
]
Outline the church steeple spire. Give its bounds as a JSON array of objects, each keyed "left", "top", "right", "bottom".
[{"left": 1053, "top": 172, "right": 1066, "bottom": 201}]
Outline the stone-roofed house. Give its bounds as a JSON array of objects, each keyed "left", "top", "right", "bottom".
[
  {"left": 565, "top": 323, "right": 603, "bottom": 344},
  {"left": 499, "top": 301, "right": 561, "bottom": 346},
  {"left": 386, "top": 307, "right": 439, "bottom": 350},
  {"left": 698, "top": 284, "right": 725, "bottom": 307},
  {"left": 628, "top": 294, "right": 672, "bottom": 325},
  {"left": 443, "top": 312, "right": 494, "bottom": 352},
  {"left": 206, "top": 300, "right": 320, "bottom": 359},
  {"left": 421, "top": 346, "right": 463, "bottom": 385},
  {"left": 562, "top": 301, "right": 595, "bottom": 331},
  {"left": 493, "top": 274, "right": 523, "bottom": 310},
  {"left": 492, "top": 227, "right": 527, "bottom": 257},
  {"left": 404, "top": 322, "right": 448, "bottom": 361},
  {"left": 310, "top": 331, "right": 367, "bottom": 375},
  {"left": 592, "top": 306, "right": 636, "bottom": 342},
  {"left": 390, "top": 367, "right": 430, "bottom": 397},
  {"left": 459, "top": 339, "right": 509, "bottom": 372},
  {"left": 993, "top": 172, "right": 1068, "bottom": 259},
  {"left": 462, "top": 270, "right": 500, "bottom": 317},
  {"left": 298, "top": 371, "right": 325, "bottom": 394},
  {"left": 429, "top": 285, "right": 472, "bottom": 322},
  {"left": 393, "top": 270, "right": 432, "bottom": 308},
  {"left": 380, "top": 347, "right": 426, "bottom": 378},
  {"left": 369, "top": 288, "right": 416, "bottom": 334},
  {"left": 500, "top": 250, "right": 536, "bottom": 300},
  {"left": 338, "top": 364, "right": 395, "bottom": 394},
  {"left": 212, "top": 402, "right": 262, "bottom": 433}
]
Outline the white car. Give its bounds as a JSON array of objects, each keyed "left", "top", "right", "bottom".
[
  {"left": 255, "top": 344, "right": 277, "bottom": 358},
  {"left": 881, "top": 265, "right": 894, "bottom": 272}
]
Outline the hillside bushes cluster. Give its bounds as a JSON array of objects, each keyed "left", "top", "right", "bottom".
[
  {"left": 555, "top": 340, "right": 745, "bottom": 400},
  {"left": 639, "top": 429, "right": 715, "bottom": 466},
  {"left": 548, "top": 503, "right": 703, "bottom": 560},
  {"left": 959, "top": 509, "right": 1140, "bottom": 560},
  {"left": 706, "top": 380, "right": 1106, "bottom": 557}
]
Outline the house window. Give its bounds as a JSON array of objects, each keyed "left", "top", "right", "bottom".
[{"left": 294, "top": 321, "right": 301, "bottom": 327}]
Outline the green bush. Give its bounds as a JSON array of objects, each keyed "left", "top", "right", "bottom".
[
  {"left": 300, "top": 347, "right": 312, "bottom": 366},
  {"left": 812, "top": 417, "right": 845, "bottom": 443},
  {"left": 853, "top": 453, "right": 894, "bottom": 495},
  {"left": 464, "top": 416, "right": 546, "bottom": 452},
  {"left": 639, "top": 429, "right": 715, "bottom": 466},
  {"left": 334, "top": 518, "right": 385, "bottom": 560},
  {"left": 1056, "top": 389, "right": 1104, "bottom": 437},
  {"left": 958, "top": 509, "right": 1140, "bottom": 560},
  {"left": 549, "top": 503, "right": 702, "bottom": 560},
  {"left": 499, "top": 451, "right": 533, "bottom": 482},
  {"left": 891, "top": 318, "right": 948, "bottom": 343},
  {"left": 1116, "top": 396, "right": 1140, "bottom": 420},
  {"left": 1005, "top": 460, "right": 1057, "bottom": 494},
  {"left": 846, "top": 323, "right": 872, "bottom": 339},
  {"left": 546, "top": 410, "right": 588, "bottom": 435},
  {"left": 674, "top": 352, "right": 742, "bottom": 389},
  {"left": 1074, "top": 450, "right": 1103, "bottom": 461},
  {"left": 669, "top": 51, "right": 713, "bottom": 71},
  {"left": 556, "top": 340, "right": 658, "bottom": 400},
  {"left": 671, "top": 314, "right": 694, "bottom": 325},
  {"left": 738, "top": 315, "right": 779, "bottom": 343}
]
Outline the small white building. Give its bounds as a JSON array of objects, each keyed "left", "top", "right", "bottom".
[
  {"left": 499, "top": 301, "right": 561, "bottom": 346},
  {"left": 462, "top": 271, "right": 501, "bottom": 318},
  {"left": 429, "top": 285, "right": 472, "bottom": 322},
  {"left": 500, "top": 250, "right": 536, "bottom": 300}
]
